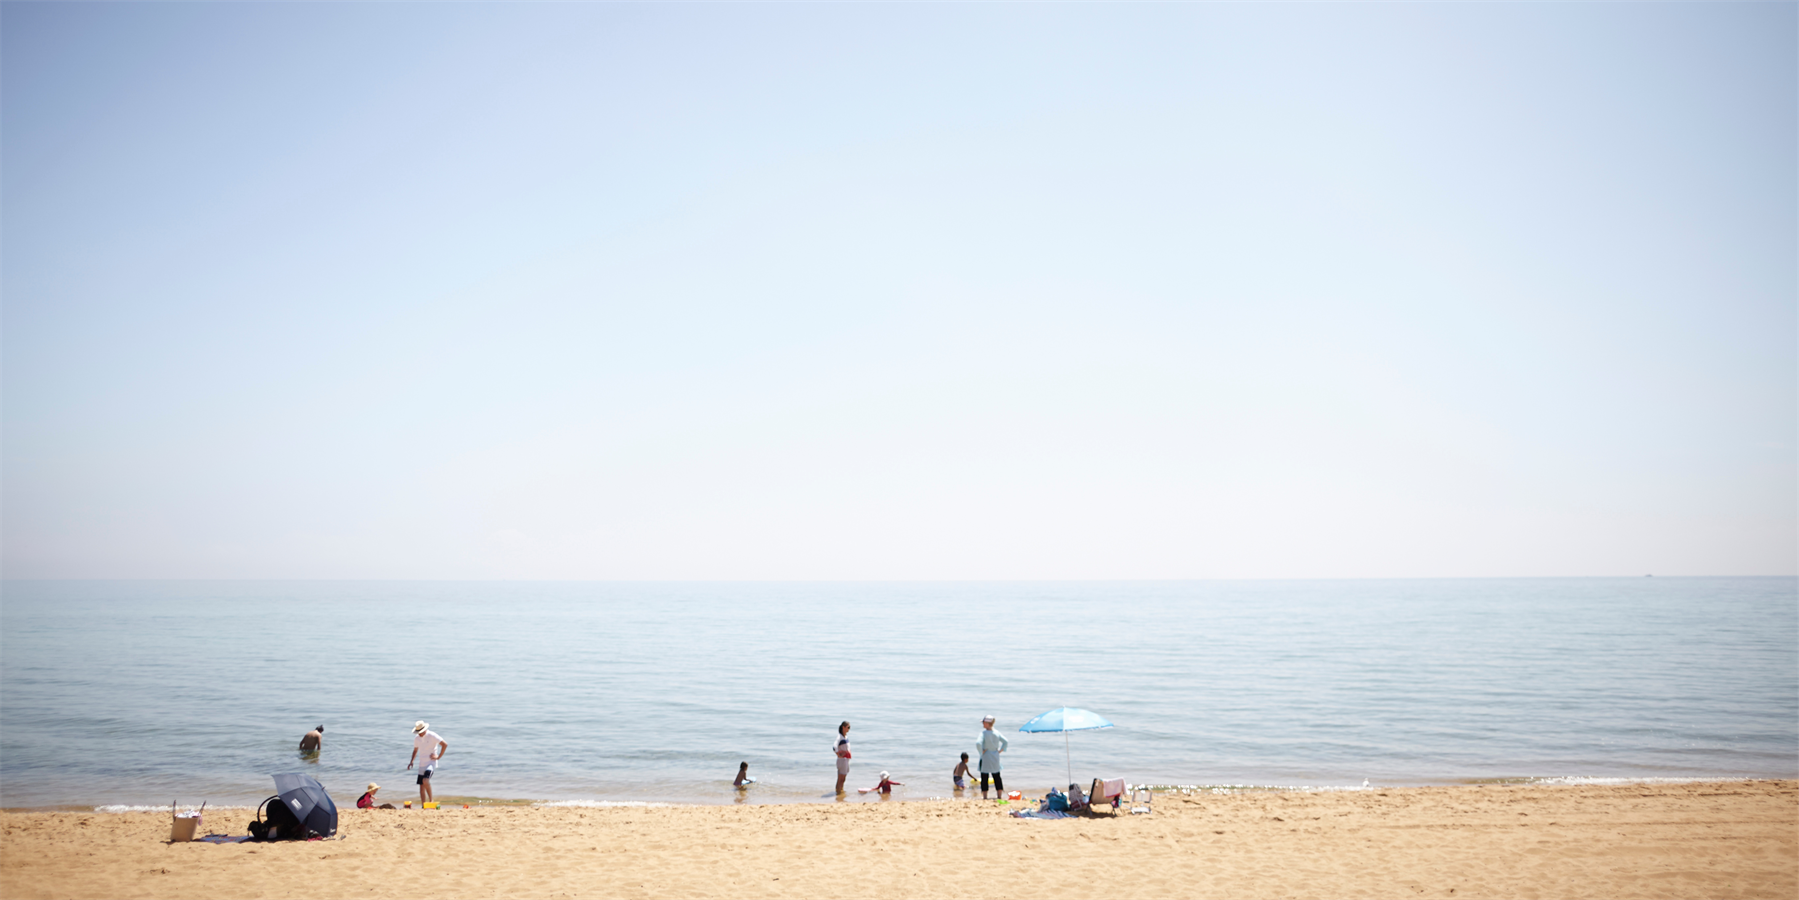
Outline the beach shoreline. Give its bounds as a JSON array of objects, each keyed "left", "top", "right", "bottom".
[
  {"left": 3, "top": 778, "right": 1793, "bottom": 899},
  {"left": 15, "top": 774, "right": 1788, "bottom": 815}
]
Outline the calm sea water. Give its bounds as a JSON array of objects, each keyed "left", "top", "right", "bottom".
[{"left": 1, "top": 579, "right": 1793, "bottom": 810}]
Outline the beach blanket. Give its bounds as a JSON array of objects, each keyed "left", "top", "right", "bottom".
[
  {"left": 197, "top": 835, "right": 253, "bottom": 844},
  {"left": 1011, "top": 809, "right": 1072, "bottom": 819}
]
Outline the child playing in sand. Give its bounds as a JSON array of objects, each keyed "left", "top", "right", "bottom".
[
  {"left": 859, "top": 771, "right": 904, "bottom": 794},
  {"left": 734, "top": 762, "right": 756, "bottom": 787},
  {"left": 952, "top": 752, "right": 974, "bottom": 790},
  {"left": 357, "top": 782, "right": 397, "bottom": 809}
]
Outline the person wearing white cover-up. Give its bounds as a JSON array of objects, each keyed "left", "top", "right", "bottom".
[
  {"left": 406, "top": 721, "right": 448, "bottom": 806},
  {"left": 976, "top": 715, "right": 1008, "bottom": 799}
]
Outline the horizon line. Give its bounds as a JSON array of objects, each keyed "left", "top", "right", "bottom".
[{"left": 3, "top": 574, "right": 1794, "bottom": 583}]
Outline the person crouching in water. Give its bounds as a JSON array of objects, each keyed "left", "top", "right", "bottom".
[
  {"left": 952, "top": 752, "right": 974, "bottom": 791},
  {"left": 358, "top": 782, "right": 396, "bottom": 809},
  {"left": 859, "top": 771, "right": 904, "bottom": 794}
]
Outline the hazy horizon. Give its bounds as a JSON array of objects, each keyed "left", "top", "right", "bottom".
[
  {"left": 2, "top": 576, "right": 1793, "bottom": 584},
  {"left": 4, "top": 3, "right": 1794, "bottom": 580}
]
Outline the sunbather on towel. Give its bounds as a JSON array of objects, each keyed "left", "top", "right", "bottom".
[{"left": 859, "top": 771, "right": 904, "bottom": 794}]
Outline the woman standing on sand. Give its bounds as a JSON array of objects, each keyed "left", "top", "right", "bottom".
[
  {"left": 833, "top": 721, "right": 852, "bottom": 795},
  {"left": 977, "top": 715, "right": 1008, "bottom": 799}
]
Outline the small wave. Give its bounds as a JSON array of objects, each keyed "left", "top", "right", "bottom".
[
  {"left": 1520, "top": 776, "right": 1741, "bottom": 786},
  {"left": 1138, "top": 783, "right": 1369, "bottom": 794},
  {"left": 94, "top": 804, "right": 253, "bottom": 813},
  {"left": 532, "top": 800, "right": 676, "bottom": 809}
]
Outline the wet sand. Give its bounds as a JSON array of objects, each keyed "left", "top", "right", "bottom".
[{"left": 3, "top": 779, "right": 1794, "bottom": 899}]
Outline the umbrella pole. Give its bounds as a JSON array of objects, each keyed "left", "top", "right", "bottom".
[{"left": 1064, "top": 730, "right": 1072, "bottom": 786}]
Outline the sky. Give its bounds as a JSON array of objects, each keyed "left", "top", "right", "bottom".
[{"left": 2, "top": 2, "right": 1793, "bottom": 580}]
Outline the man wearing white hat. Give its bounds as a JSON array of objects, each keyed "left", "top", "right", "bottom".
[
  {"left": 976, "top": 715, "right": 1008, "bottom": 799},
  {"left": 406, "top": 720, "right": 448, "bottom": 807}
]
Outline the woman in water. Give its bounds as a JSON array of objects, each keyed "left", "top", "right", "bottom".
[{"left": 833, "top": 721, "right": 852, "bottom": 795}]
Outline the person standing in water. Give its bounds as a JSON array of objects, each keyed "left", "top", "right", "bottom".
[
  {"left": 977, "top": 715, "right": 1008, "bottom": 799},
  {"left": 407, "top": 720, "right": 448, "bottom": 807},
  {"left": 298, "top": 725, "right": 324, "bottom": 753},
  {"left": 833, "top": 721, "right": 852, "bottom": 795}
]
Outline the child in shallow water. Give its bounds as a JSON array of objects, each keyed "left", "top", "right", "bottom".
[
  {"left": 859, "top": 771, "right": 904, "bottom": 794},
  {"left": 952, "top": 753, "right": 974, "bottom": 789},
  {"left": 734, "top": 762, "right": 755, "bottom": 787}
]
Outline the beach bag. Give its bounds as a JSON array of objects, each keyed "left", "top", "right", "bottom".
[{"left": 1046, "top": 791, "right": 1070, "bottom": 812}]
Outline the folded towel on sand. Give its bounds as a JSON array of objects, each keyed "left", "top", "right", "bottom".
[
  {"left": 1011, "top": 809, "right": 1072, "bottom": 819},
  {"left": 197, "top": 835, "right": 253, "bottom": 844}
]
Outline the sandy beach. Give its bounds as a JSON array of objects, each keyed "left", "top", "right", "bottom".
[{"left": 2, "top": 779, "right": 1793, "bottom": 899}]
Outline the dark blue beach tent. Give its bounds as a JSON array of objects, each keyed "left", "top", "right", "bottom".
[{"left": 270, "top": 772, "right": 338, "bottom": 838}]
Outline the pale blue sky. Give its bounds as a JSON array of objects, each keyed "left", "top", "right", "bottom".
[{"left": 4, "top": 2, "right": 1793, "bottom": 579}]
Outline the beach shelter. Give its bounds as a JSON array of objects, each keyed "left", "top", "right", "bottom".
[
  {"left": 270, "top": 772, "right": 338, "bottom": 838},
  {"left": 1019, "top": 707, "right": 1115, "bottom": 787}
]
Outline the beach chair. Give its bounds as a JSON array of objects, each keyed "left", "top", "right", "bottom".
[
  {"left": 1129, "top": 786, "right": 1153, "bottom": 814},
  {"left": 1089, "top": 778, "right": 1126, "bottom": 814}
]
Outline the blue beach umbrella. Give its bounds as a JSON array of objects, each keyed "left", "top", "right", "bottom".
[{"left": 1019, "top": 707, "right": 1115, "bottom": 787}]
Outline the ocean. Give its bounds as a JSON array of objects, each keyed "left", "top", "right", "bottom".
[{"left": 1, "top": 578, "right": 1793, "bottom": 810}]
